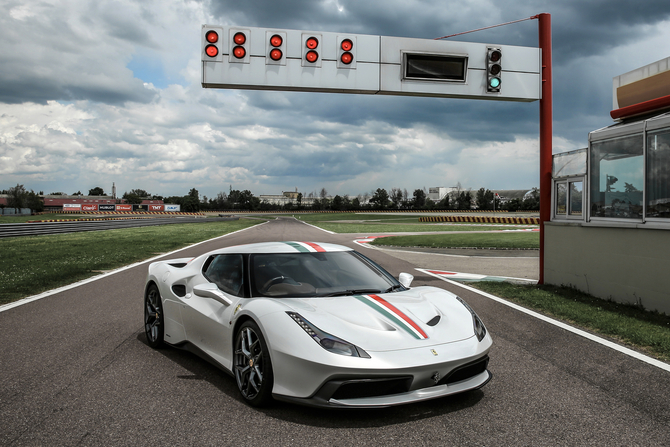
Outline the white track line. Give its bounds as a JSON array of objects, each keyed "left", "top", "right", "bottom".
[
  {"left": 295, "top": 218, "right": 336, "bottom": 234},
  {"left": 422, "top": 270, "right": 670, "bottom": 373},
  {"left": 0, "top": 222, "right": 266, "bottom": 313}
]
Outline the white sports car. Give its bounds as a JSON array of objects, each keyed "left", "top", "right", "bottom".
[{"left": 144, "top": 241, "right": 492, "bottom": 408}]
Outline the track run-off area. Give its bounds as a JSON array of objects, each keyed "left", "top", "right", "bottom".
[{"left": 1, "top": 217, "right": 668, "bottom": 446}]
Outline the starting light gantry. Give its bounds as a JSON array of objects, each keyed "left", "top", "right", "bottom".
[
  {"left": 200, "top": 17, "right": 553, "bottom": 285},
  {"left": 201, "top": 26, "right": 541, "bottom": 102}
]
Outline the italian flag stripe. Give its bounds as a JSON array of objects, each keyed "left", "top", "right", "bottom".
[
  {"left": 354, "top": 295, "right": 428, "bottom": 340},
  {"left": 283, "top": 241, "right": 310, "bottom": 252},
  {"left": 301, "top": 242, "right": 326, "bottom": 252},
  {"left": 282, "top": 241, "right": 327, "bottom": 253}
]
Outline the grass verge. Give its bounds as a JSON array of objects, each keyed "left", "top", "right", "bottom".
[
  {"left": 471, "top": 282, "right": 670, "bottom": 363},
  {"left": 371, "top": 232, "right": 539, "bottom": 249},
  {"left": 0, "top": 219, "right": 259, "bottom": 305}
]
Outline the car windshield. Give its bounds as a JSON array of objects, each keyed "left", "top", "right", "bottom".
[{"left": 250, "top": 251, "right": 401, "bottom": 298}]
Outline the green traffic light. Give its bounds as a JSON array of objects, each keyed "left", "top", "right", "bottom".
[{"left": 489, "top": 77, "right": 501, "bottom": 88}]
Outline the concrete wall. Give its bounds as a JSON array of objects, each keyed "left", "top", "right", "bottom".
[{"left": 545, "top": 221, "right": 670, "bottom": 314}]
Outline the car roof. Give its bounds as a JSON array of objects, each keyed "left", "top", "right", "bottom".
[{"left": 209, "top": 241, "right": 353, "bottom": 255}]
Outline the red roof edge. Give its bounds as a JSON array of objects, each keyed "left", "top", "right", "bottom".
[{"left": 611, "top": 94, "right": 670, "bottom": 120}]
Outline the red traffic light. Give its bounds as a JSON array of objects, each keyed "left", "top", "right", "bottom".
[
  {"left": 234, "top": 32, "right": 246, "bottom": 45},
  {"left": 489, "top": 49, "right": 501, "bottom": 62},
  {"left": 306, "top": 37, "right": 319, "bottom": 49},
  {"left": 206, "top": 31, "right": 218, "bottom": 43},
  {"left": 305, "top": 50, "right": 318, "bottom": 63},
  {"left": 340, "top": 52, "right": 353, "bottom": 65},
  {"left": 205, "top": 44, "right": 218, "bottom": 58},
  {"left": 340, "top": 39, "right": 353, "bottom": 52},
  {"left": 270, "top": 34, "right": 283, "bottom": 47},
  {"left": 233, "top": 46, "right": 246, "bottom": 59},
  {"left": 270, "top": 48, "right": 283, "bottom": 61}
]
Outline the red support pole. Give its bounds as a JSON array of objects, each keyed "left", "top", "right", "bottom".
[{"left": 538, "top": 13, "right": 552, "bottom": 285}]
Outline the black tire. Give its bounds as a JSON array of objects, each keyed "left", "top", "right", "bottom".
[
  {"left": 144, "top": 284, "right": 165, "bottom": 349},
  {"left": 233, "top": 320, "right": 274, "bottom": 406}
]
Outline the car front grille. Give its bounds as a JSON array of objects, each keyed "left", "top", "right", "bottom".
[
  {"left": 439, "top": 355, "right": 489, "bottom": 386},
  {"left": 330, "top": 377, "right": 413, "bottom": 400}
]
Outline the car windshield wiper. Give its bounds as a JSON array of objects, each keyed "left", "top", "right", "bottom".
[
  {"left": 384, "top": 284, "right": 403, "bottom": 293},
  {"left": 323, "top": 289, "right": 382, "bottom": 297}
]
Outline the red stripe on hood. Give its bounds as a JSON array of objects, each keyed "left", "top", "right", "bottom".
[{"left": 368, "top": 294, "right": 428, "bottom": 339}]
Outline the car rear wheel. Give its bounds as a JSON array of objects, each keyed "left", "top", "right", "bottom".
[
  {"left": 234, "top": 321, "right": 274, "bottom": 406},
  {"left": 144, "top": 284, "right": 164, "bottom": 349}
]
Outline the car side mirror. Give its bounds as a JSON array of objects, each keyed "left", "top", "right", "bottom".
[
  {"left": 398, "top": 273, "right": 413, "bottom": 288},
  {"left": 193, "top": 283, "right": 233, "bottom": 306}
]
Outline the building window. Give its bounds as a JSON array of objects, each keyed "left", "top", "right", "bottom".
[
  {"left": 646, "top": 127, "right": 670, "bottom": 219},
  {"left": 569, "top": 181, "right": 583, "bottom": 216},
  {"left": 589, "top": 133, "right": 643, "bottom": 219},
  {"left": 555, "top": 183, "right": 567, "bottom": 215}
]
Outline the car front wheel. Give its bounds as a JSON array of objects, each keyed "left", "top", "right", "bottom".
[
  {"left": 234, "top": 321, "right": 274, "bottom": 406},
  {"left": 144, "top": 284, "right": 164, "bottom": 349}
]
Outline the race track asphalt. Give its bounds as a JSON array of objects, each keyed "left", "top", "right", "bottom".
[{"left": 1, "top": 217, "right": 668, "bottom": 446}]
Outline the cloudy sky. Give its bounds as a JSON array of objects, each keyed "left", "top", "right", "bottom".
[{"left": 2, "top": 0, "right": 670, "bottom": 200}]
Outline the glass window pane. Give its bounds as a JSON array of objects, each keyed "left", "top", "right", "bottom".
[
  {"left": 555, "top": 183, "right": 567, "bottom": 215},
  {"left": 589, "top": 134, "right": 643, "bottom": 219},
  {"left": 204, "top": 254, "right": 244, "bottom": 296},
  {"left": 569, "top": 181, "right": 583, "bottom": 216},
  {"left": 646, "top": 128, "right": 670, "bottom": 218},
  {"left": 553, "top": 149, "right": 587, "bottom": 178}
]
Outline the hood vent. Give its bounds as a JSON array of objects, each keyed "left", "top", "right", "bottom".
[{"left": 426, "top": 315, "right": 440, "bottom": 326}]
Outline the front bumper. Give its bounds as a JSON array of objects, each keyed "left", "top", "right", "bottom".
[{"left": 273, "top": 353, "right": 492, "bottom": 408}]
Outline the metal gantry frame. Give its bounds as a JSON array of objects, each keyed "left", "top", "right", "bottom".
[{"left": 202, "top": 14, "right": 554, "bottom": 283}]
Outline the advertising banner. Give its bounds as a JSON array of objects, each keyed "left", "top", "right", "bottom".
[
  {"left": 63, "top": 204, "right": 82, "bottom": 211},
  {"left": 98, "top": 204, "right": 116, "bottom": 211},
  {"left": 149, "top": 205, "right": 165, "bottom": 212},
  {"left": 133, "top": 204, "right": 149, "bottom": 212},
  {"left": 116, "top": 204, "right": 132, "bottom": 211},
  {"left": 165, "top": 204, "right": 180, "bottom": 212},
  {"left": 82, "top": 204, "right": 98, "bottom": 211}
]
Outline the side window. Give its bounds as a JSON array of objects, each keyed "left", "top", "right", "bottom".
[{"left": 203, "top": 254, "right": 244, "bottom": 297}]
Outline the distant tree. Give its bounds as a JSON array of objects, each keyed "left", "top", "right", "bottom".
[
  {"left": 390, "top": 188, "right": 403, "bottom": 209},
  {"left": 402, "top": 188, "right": 410, "bottom": 208},
  {"left": 370, "top": 188, "right": 390, "bottom": 209},
  {"left": 7, "top": 184, "right": 27, "bottom": 211},
  {"left": 412, "top": 189, "right": 426, "bottom": 209},
  {"left": 475, "top": 188, "right": 494, "bottom": 210},
  {"left": 26, "top": 190, "right": 44, "bottom": 212},
  {"left": 72, "top": 190, "right": 82, "bottom": 196},
  {"left": 332, "top": 195, "right": 343, "bottom": 211},
  {"left": 122, "top": 190, "right": 144, "bottom": 204},
  {"left": 188, "top": 188, "right": 199, "bottom": 201},
  {"left": 128, "top": 189, "right": 150, "bottom": 198},
  {"left": 437, "top": 194, "right": 450, "bottom": 210},
  {"left": 456, "top": 190, "right": 473, "bottom": 210},
  {"left": 88, "top": 187, "right": 105, "bottom": 196}
]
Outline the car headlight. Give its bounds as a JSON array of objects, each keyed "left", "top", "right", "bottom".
[
  {"left": 455, "top": 296, "right": 487, "bottom": 342},
  {"left": 286, "top": 311, "right": 371, "bottom": 358}
]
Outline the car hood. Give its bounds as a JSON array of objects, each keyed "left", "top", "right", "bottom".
[{"left": 276, "top": 286, "right": 477, "bottom": 352}]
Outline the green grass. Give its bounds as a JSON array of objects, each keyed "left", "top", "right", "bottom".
[
  {"left": 315, "top": 223, "right": 514, "bottom": 233},
  {"left": 371, "top": 232, "right": 539, "bottom": 249},
  {"left": 0, "top": 220, "right": 259, "bottom": 305},
  {"left": 471, "top": 282, "right": 670, "bottom": 362},
  {"left": 291, "top": 213, "right": 536, "bottom": 233}
]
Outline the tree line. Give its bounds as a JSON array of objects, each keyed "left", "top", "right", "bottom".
[{"left": 2, "top": 184, "right": 540, "bottom": 213}]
